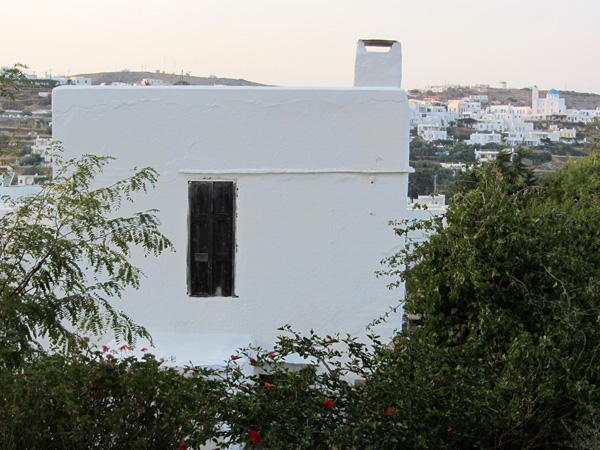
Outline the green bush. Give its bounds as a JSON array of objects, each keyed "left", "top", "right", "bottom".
[{"left": 0, "top": 343, "right": 222, "bottom": 450}]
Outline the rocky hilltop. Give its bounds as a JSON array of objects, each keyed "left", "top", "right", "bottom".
[{"left": 73, "top": 71, "right": 266, "bottom": 87}]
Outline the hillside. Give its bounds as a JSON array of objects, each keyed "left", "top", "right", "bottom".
[
  {"left": 73, "top": 71, "right": 266, "bottom": 87},
  {"left": 409, "top": 86, "right": 600, "bottom": 111}
]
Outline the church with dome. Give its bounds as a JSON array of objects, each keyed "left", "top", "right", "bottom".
[{"left": 532, "top": 86, "right": 566, "bottom": 118}]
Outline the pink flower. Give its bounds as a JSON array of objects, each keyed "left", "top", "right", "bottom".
[
  {"left": 323, "top": 399, "right": 333, "bottom": 409},
  {"left": 384, "top": 407, "right": 395, "bottom": 416},
  {"left": 267, "top": 352, "right": 275, "bottom": 359},
  {"left": 102, "top": 345, "right": 109, "bottom": 352},
  {"left": 230, "top": 355, "right": 241, "bottom": 361},
  {"left": 249, "top": 358, "right": 257, "bottom": 365},
  {"left": 23, "top": 371, "right": 31, "bottom": 376},
  {"left": 447, "top": 427, "right": 454, "bottom": 438},
  {"left": 264, "top": 382, "right": 273, "bottom": 390},
  {"left": 141, "top": 347, "right": 148, "bottom": 352},
  {"left": 249, "top": 430, "right": 261, "bottom": 443}
]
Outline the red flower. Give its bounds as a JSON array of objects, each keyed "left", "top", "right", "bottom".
[
  {"left": 141, "top": 347, "right": 148, "bottom": 352},
  {"left": 299, "top": 380, "right": 305, "bottom": 387},
  {"left": 120, "top": 345, "right": 130, "bottom": 351},
  {"left": 106, "top": 354, "right": 114, "bottom": 359},
  {"left": 177, "top": 443, "right": 188, "bottom": 450},
  {"left": 102, "top": 345, "right": 109, "bottom": 352},
  {"left": 23, "top": 371, "right": 31, "bottom": 376},
  {"left": 249, "top": 430, "right": 261, "bottom": 443},
  {"left": 264, "top": 382, "right": 273, "bottom": 390},
  {"left": 384, "top": 407, "right": 395, "bottom": 416},
  {"left": 230, "top": 355, "right": 241, "bottom": 361},
  {"left": 447, "top": 427, "right": 454, "bottom": 438},
  {"left": 323, "top": 399, "right": 334, "bottom": 409},
  {"left": 249, "top": 358, "right": 257, "bottom": 365},
  {"left": 267, "top": 352, "right": 275, "bottom": 359},
  {"left": 91, "top": 394, "right": 99, "bottom": 400}
]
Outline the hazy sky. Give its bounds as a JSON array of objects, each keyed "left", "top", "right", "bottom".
[{"left": 5, "top": 0, "right": 600, "bottom": 93}]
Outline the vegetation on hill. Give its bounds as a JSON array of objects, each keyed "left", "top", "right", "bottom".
[{"left": 74, "top": 70, "right": 266, "bottom": 87}]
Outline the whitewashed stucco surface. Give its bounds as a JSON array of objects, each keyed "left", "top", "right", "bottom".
[{"left": 52, "top": 84, "right": 410, "bottom": 366}]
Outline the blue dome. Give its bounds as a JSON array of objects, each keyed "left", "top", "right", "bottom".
[{"left": 548, "top": 89, "right": 559, "bottom": 95}]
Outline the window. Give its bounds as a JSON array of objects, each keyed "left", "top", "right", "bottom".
[{"left": 188, "top": 181, "right": 235, "bottom": 297}]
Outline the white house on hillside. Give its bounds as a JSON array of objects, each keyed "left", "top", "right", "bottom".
[
  {"left": 52, "top": 40, "right": 411, "bottom": 367},
  {"left": 467, "top": 132, "right": 502, "bottom": 146},
  {"left": 532, "top": 86, "right": 566, "bottom": 118}
]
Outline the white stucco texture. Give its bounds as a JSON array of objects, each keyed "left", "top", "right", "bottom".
[
  {"left": 52, "top": 84, "right": 410, "bottom": 365},
  {"left": 354, "top": 40, "right": 403, "bottom": 88}
]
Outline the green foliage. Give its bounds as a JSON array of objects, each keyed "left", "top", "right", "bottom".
[
  {"left": 21, "top": 165, "right": 47, "bottom": 176},
  {"left": 528, "top": 150, "right": 552, "bottom": 165},
  {"left": 408, "top": 161, "right": 454, "bottom": 198},
  {"left": 382, "top": 147, "right": 600, "bottom": 447},
  {"left": 20, "top": 153, "right": 43, "bottom": 166},
  {"left": 196, "top": 143, "right": 600, "bottom": 449},
  {"left": 0, "top": 342, "right": 221, "bottom": 449},
  {"left": 0, "top": 64, "right": 28, "bottom": 100},
  {"left": 0, "top": 148, "right": 173, "bottom": 366}
]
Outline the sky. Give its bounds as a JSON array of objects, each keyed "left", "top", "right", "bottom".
[{"left": 4, "top": 0, "right": 600, "bottom": 94}]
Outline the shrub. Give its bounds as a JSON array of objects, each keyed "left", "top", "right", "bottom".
[{"left": 0, "top": 342, "right": 222, "bottom": 449}]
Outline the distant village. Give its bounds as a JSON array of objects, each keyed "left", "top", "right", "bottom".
[
  {"left": 410, "top": 83, "right": 598, "bottom": 148},
  {"left": 2, "top": 67, "right": 600, "bottom": 205}
]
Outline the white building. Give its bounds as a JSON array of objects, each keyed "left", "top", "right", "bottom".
[
  {"left": 548, "top": 125, "right": 577, "bottom": 141},
  {"left": 141, "top": 78, "right": 168, "bottom": 86},
  {"left": 531, "top": 86, "right": 566, "bottom": 118},
  {"left": 31, "top": 136, "right": 53, "bottom": 164},
  {"left": 487, "top": 104, "right": 531, "bottom": 118},
  {"left": 467, "top": 132, "right": 502, "bottom": 146},
  {"left": 447, "top": 100, "right": 481, "bottom": 117},
  {"left": 17, "top": 174, "right": 46, "bottom": 186},
  {"left": 417, "top": 124, "right": 447, "bottom": 141},
  {"left": 566, "top": 108, "right": 600, "bottom": 124},
  {"left": 69, "top": 77, "right": 92, "bottom": 86},
  {"left": 52, "top": 40, "right": 411, "bottom": 366},
  {"left": 474, "top": 148, "right": 515, "bottom": 162},
  {"left": 475, "top": 119, "right": 504, "bottom": 132},
  {"left": 469, "top": 94, "right": 488, "bottom": 102},
  {"left": 409, "top": 100, "right": 453, "bottom": 129}
]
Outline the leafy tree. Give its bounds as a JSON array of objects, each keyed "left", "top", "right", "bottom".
[
  {"left": 0, "top": 149, "right": 173, "bottom": 366},
  {"left": 408, "top": 160, "right": 454, "bottom": 198},
  {"left": 20, "top": 153, "right": 43, "bottom": 166},
  {"left": 0, "top": 64, "right": 27, "bottom": 100},
  {"left": 382, "top": 145, "right": 600, "bottom": 447}
]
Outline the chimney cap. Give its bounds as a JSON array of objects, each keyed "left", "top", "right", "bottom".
[{"left": 359, "top": 39, "right": 397, "bottom": 48}]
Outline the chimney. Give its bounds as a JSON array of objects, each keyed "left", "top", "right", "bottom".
[{"left": 354, "top": 39, "right": 402, "bottom": 88}]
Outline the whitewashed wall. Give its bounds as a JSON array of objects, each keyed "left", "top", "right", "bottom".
[{"left": 52, "top": 70, "right": 410, "bottom": 365}]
